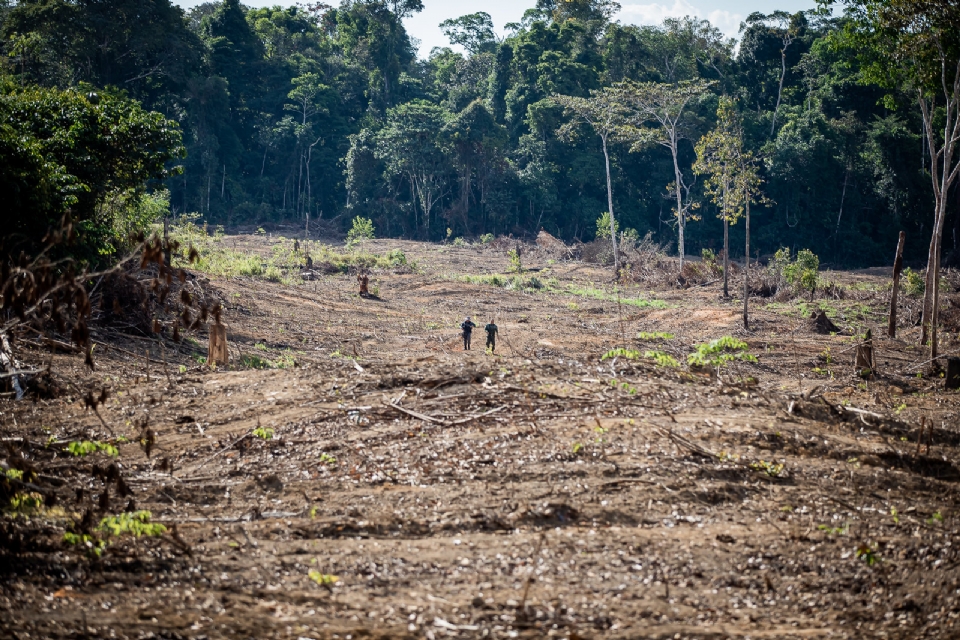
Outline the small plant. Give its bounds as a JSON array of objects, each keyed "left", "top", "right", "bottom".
[
  {"left": 928, "top": 511, "right": 944, "bottom": 525},
  {"left": 595, "top": 211, "right": 618, "bottom": 239},
  {"left": 9, "top": 492, "right": 44, "bottom": 513},
  {"left": 572, "top": 442, "right": 584, "bottom": 455},
  {"left": 749, "top": 460, "right": 784, "bottom": 477},
  {"left": 817, "top": 523, "right": 849, "bottom": 535},
  {"left": 264, "top": 265, "right": 283, "bottom": 282},
  {"left": 601, "top": 347, "right": 642, "bottom": 361},
  {"left": 644, "top": 350, "right": 680, "bottom": 368},
  {"left": 902, "top": 267, "right": 924, "bottom": 296},
  {"left": 346, "top": 216, "right": 375, "bottom": 246},
  {"left": 890, "top": 506, "right": 899, "bottom": 524},
  {"left": 253, "top": 426, "right": 275, "bottom": 440},
  {"left": 688, "top": 336, "right": 757, "bottom": 370},
  {"left": 387, "top": 248, "right": 407, "bottom": 266},
  {"left": 772, "top": 247, "right": 820, "bottom": 297},
  {"left": 66, "top": 441, "right": 119, "bottom": 458},
  {"left": 308, "top": 570, "right": 339, "bottom": 587},
  {"left": 701, "top": 248, "right": 717, "bottom": 266},
  {"left": 508, "top": 248, "right": 523, "bottom": 274},
  {"left": 452, "top": 236, "right": 467, "bottom": 247},
  {"left": 319, "top": 453, "right": 337, "bottom": 465},
  {"left": 717, "top": 451, "right": 740, "bottom": 463},
  {"left": 64, "top": 510, "right": 166, "bottom": 558},
  {"left": 637, "top": 331, "right": 675, "bottom": 340},
  {"left": 855, "top": 543, "right": 879, "bottom": 566}
]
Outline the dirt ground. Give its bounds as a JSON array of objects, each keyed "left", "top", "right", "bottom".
[{"left": 3, "top": 234, "right": 960, "bottom": 639}]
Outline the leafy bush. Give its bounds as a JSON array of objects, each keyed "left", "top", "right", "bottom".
[
  {"left": 66, "top": 441, "right": 119, "bottom": 457},
  {"left": 388, "top": 248, "right": 407, "bottom": 266},
  {"left": 595, "top": 211, "right": 618, "bottom": 239},
  {"left": 346, "top": 216, "right": 375, "bottom": 246},
  {"left": 479, "top": 233, "right": 494, "bottom": 244},
  {"left": 644, "top": 350, "right": 680, "bottom": 368},
  {"left": 688, "top": 336, "right": 757, "bottom": 368},
  {"left": 772, "top": 247, "right": 820, "bottom": 297},
  {"left": 902, "top": 267, "right": 924, "bottom": 297}
]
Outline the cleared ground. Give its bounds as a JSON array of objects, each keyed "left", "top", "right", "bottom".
[{"left": 2, "top": 234, "right": 960, "bottom": 639}]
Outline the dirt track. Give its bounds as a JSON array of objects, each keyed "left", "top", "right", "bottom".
[{"left": 2, "top": 235, "right": 960, "bottom": 639}]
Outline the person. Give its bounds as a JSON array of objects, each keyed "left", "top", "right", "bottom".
[
  {"left": 460, "top": 316, "right": 476, "bottom": 350},
  {"left": 484, "top": 319, "right": 498, "bottom": 353},
  {"left": 358, "top": 273, "right": 369, "bottom": 297}
]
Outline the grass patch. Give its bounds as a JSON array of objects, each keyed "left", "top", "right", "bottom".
[
  {"left": 169, "top": 217, "right": 417, "bottom": 283},
  {"left": 566, "top": 285, "right": 669, "bottom": 309}
]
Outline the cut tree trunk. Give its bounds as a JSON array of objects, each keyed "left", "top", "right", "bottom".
[
  {"left": 208, "top": 323, "right": 229, "bottom": 367},
  {"left": 855, "top": 329, "right": 874, "bottom": 378},
  {"left": 888, "top": 231, "right": 906, "bottom": 338}
]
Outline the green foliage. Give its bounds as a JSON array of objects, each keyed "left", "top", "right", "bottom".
[
  {"left": 253, "top": 426, "right": 275, "bottom": 440},
  {"left": 749, "top": 460, "right": 784, "bottom": 477},
  {"left": 902, "top": 267, "right": 924, "bottom": 297},
  {"left": 601, "top": 348, "right": 642, "bottom": 361},
  {"left": 644, "top": 350, "right": 680, "bottom": 368},
  {"left": 596, "top": 211, "right": 618, "bottom": 239},
  {"left": 508, "top": 248, "right": 523, "bottom": 274},
  {"left": 479, "top": 233, "right": 494, "bottom": 244},
  {"left": 346, "top": 216, "right": 375, "bottom": 246},
  {"left": 0, "top": 81, "right": 182, "bottom": 261},
  {"left": 688, "top": 337, "right": 757, "bottom": 368},
  {"left": 638, "top": 331, "right": 675, "bottom": 340},
  {"left": 308, "top": 570, "right": 339, "bottom": 586},
  {"left": 772, "top": 248, "right": 820, "bottom": 296},
  {"left": 66, "top": 441, "right": 119, "bottom": 458},
  {"left": 319, "top": 453, "right": 337, "bottom": 465},
  {"left": 64, "top": 510, "right": 165, "bottom": 557},
  {"left": 98, "top": 511, "right": 167, "bottom": 538},
  {"left": 855, "top": 543, "right": 879, "bottom": 566}
]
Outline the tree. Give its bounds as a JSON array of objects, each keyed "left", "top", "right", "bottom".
[
  {"left": 374, "top": 100, "right": 452, "bottom": 236},
  {"left": 440, "top": 12, "right": 496, "bottom": 55},
  {"left": 555, "top": 87, "right": 629, "bottom": 275},
  {"left": 829, "top": 0, "right": 960, "bottom": 357},
  {"left": 0, "top": 81, "right": 183, "bottom": 260},
  {"left": 694, "top": 96, "right": 739, "bottom": 297},
  {"left": 616, "top": 79, "right": 715, "bottom": 269}
]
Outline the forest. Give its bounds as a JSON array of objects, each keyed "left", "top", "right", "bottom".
[{"left": 1, "top": 0, "right": 957, "bottom": 269}]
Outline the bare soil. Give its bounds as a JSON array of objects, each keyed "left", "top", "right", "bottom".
[{"left": 3, "top": 235, "right": 960, "bottom": 640}]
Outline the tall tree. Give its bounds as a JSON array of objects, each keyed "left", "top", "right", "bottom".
[
  {"left": 616, "top": 79, "right": 715, "bottom": 269},
  {"left": 555, "top": 87, "right": 629, "bottom": 275},
  {"left": 440, "top": 12, "right": 497, "bottom": 55},
  {"left": 830, "top": 0, "right": 960, "bottom": 357}
]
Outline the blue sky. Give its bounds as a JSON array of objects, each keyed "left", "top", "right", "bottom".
[{"left": 174, "top": 0, "right": 821, "bottom": 58}]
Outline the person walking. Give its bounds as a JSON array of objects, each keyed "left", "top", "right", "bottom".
[
  {"left": 484, "top": 319, "right": 498, "bottom": 353},
  {"left": 460, "top": 316, "right": 477, "bottom": 351}
]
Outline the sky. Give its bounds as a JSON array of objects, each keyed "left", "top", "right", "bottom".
[{"left": 174, "top": 0, "right": 822, "bottom": 58}]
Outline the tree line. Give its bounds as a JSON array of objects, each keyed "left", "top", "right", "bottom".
[{"left": 1, "top": 0, "right": 958, "bottom": 273}]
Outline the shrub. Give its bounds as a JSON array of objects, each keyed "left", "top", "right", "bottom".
[
  {"left": 902, "top": 267, "right": 924, "bottom": 296},
  {"left": 688, "top": 336, "right": 757, "bottom": 369},
  {"left": 771, "top": 247, "right": 820, "bottom": 297},
  {"left": 479, "top": 233, "right": 494, "bottom": 244},
  {"left": 346, "top": 216, "right": 375, "bottom": 246},
  {"left": 595, "top": 211, "right": 618, "bottom": 239}
]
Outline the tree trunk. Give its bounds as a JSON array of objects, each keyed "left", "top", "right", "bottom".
[
  {"left": 722, "top": 217, "right": 729, "bottom": 296},
  {"left": 888, "top": 231, "right": 906, "bottom": 338},
  {"left": 670, "top": 133, "right": 685, "bottom": 270},
  {"left": 855, "top": 328, "right": 874, "bottom": 378},
  {"left": 601, "top": 134, "right": 619, "bottom": 277},
  {"left": 743, "top": 198, "right": 750, "bottom": 330}
]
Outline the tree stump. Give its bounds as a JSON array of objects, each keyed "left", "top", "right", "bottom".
[
  {"left": 888, "top": 231, "right": 906, "bottom": 338},
  {"left": 855, "top": 328, "right": 874, "bottom": 378},
  {"left": 207, "top": 323, "right": 228, "bottom": 367},
  {"left": 946, "top": 357, "right": 960, "bottom": 390}
]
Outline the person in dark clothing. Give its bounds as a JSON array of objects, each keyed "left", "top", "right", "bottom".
[
  {"left": 460, "top": 316, "right": 477, "bottom": 350},
  {"left": 484, "top": 320, "right": 498, "bottom": 353}
]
